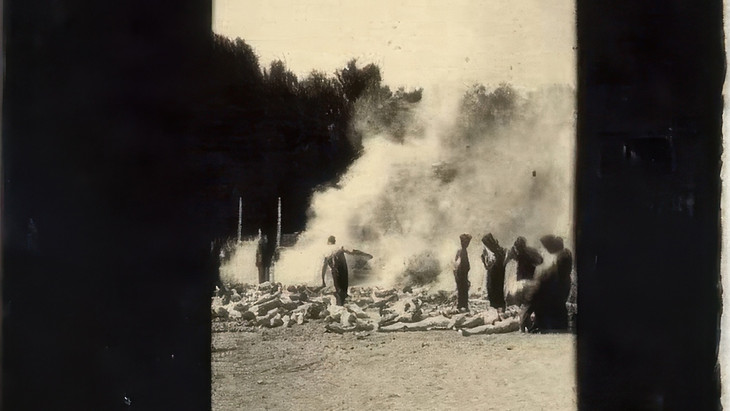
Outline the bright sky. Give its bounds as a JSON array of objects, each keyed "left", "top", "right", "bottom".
[{"left": 213, "top": 0, "right": 575, "bottom": 90}]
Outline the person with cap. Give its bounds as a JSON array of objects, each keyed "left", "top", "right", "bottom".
[
  {"left": 453, "top": 233, "right": 473, "bottom": 312},
  {"left": 321, "top": 236, "right": 372, "bottom": 306},
  {"left": 481, "top": 233, "right": 507, "bottom": 312},
  {"left": 506, "top": 236, "right": 544, "bottom": 281}
]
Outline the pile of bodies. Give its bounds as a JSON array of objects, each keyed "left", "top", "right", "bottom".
[{"left": 211, "top": 282, "right": 575, "bottom": 336}]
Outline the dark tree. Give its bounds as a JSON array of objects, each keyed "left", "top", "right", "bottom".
[
  {"left": 336, "top": 59, "right": 383, "bottom": 102},
  {"left": 264, "top": 60, "right": 299, "bottom": 95}
]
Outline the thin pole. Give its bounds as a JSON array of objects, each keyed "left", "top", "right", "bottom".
[
  {"left": 276, "top": 197, "right": 282, "bottom": 249},
  {"left": 271, "top": 197, "right": 282, "bottom": 284},
  {"left": 237, "top": 197, "right": 242, "bottom": 244}
]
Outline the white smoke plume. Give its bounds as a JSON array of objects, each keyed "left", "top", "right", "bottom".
[
  {"left": 219, "top": 239, "right": 260, "bottom": 284},
  {"left": 272, "top": 82, "right": 574, "bottom": 290}
]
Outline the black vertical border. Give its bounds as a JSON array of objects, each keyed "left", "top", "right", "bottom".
[{"left": 576, "top": 1, "right": 724, "bottom": 409}]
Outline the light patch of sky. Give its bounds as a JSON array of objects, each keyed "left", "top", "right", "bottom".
[{"left": 213, "top": 0, "right": 575, "bottom": 91}]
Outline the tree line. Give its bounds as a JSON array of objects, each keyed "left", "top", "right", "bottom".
[
  {"left": 196, "top": 34, "right": 551, "bottom": 248},
  {"left": 196, "top": 34, "right": 422, "bottom": 243}
]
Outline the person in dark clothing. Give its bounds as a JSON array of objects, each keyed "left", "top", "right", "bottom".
[
  {"left": 453, "top": 233, "right": 472, "bottom": 312},
  {"left": 481, "top": 233, "right": 507, "bottom": 311},
  {"left": 256, "top": 233, "right": 269, "bottom": 284},
  {"left": 506, "top": 236, "right": 544, "bottom": 281},
  {"left": 321, "top": 236, "right": 364, "bottom": 306},
  {"left": 539, "top": 235, "right": 573, "bottom": 330},
  {"left": 520, "top": 235, "right": 573, "bottom": 332},
  {"left": 210, "top": 239, "right": 231, "bottom": 304}
]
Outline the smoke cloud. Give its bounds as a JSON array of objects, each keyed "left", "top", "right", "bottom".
[
  {"left": 261, "top": 82, "right": 574, "bottom": 290},
  {"left": 219, "top": 240, "right": 260, "bottom": 284}
]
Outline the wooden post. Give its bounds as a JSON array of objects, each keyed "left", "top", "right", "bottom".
[
  {"left": 237, "top": 197, "right": 242, "bottom": 244},
  {"left": 276, "top": 197, "right": 282, "bottom": 249},
  {"left": 270, "top": 197, "right": 282, "bottom": 284}
]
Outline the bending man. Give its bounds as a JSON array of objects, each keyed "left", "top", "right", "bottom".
[{"left": 321, "top": 236, "right": 372, "bottom": 306}]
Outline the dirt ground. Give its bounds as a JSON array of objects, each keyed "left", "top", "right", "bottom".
[{"left": 212, "top": 322, "right": 576, "bottom": 410}]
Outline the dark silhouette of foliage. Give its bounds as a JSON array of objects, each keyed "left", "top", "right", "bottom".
[
  {"left": 335, "top": 59, "right": 383, "bottom": 102},
  {"left": 199, "top": 35, "right": 423, "bottom": 247},
  {"left": 210, "top": 34, "right": 264, "bottom": 103},
  {"left": 264, "top": 60, "right": 299, "bottom": 95},
  {"left": 397, "top": 87, "right": 423, "bottom": 103}
]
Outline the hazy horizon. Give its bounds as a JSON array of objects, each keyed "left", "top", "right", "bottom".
[{"left": 213, "top": 0, "right": 575, "bottom": 91}]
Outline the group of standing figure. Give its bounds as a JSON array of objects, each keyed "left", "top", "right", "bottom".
[
  {"left": 454, "top": 233, "right": 574, "bottom": 333},
  {"left": 318, "top": 232, "right": 574, "bottom": 332}
]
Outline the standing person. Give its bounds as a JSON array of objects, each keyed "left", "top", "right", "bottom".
[
  {"left": 453, "top": 234, "right": 472, "bottom": 312},
  {"left": 481, "top": 233, "right": 507, "bottom": 312},
  {"left": 538, "top": 235, "right": 573, "bottom": 331},
  {"left": 210, "top": 239, "right": 231, "bottom": 304},
  {"left": 506, "top": 236, "right": 544, "bottom": 281},
  {"left": 521, "top": 235, "right": 573, "bottom": 332},
  {"left": 256, "top": 232, "right": 270, "bottom": 283},
  {"left": 321, "top": 236, "right": 371, "bottom": 306}
]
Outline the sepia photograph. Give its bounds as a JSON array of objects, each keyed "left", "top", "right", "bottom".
[
  {"left": 2, "top": 0, "right": 723, "bottom": 409},
  {"left": 210, "top": 1, "right": 577, "bottom": 409}
]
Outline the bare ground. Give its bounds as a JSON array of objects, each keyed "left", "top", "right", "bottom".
[{"left": 212, "top": 322, "right": 576, "bottom": 410}]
